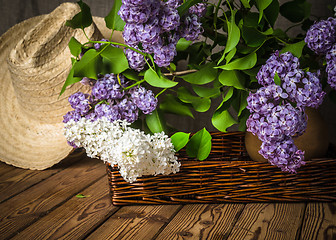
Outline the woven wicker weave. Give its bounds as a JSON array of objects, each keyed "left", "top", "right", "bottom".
[{"left": 105, "top": 132, "right": 336, "bottom": 205}]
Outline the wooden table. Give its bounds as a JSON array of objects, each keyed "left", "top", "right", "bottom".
[{"left": 0, "top": 152, "right": 335, "bottom": 240}]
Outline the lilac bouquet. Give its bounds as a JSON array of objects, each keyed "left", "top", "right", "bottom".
[{"left": 62, "top": 0, "right": 336, "bottom": 178}]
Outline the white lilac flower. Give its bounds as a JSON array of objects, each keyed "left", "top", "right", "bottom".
[{"left": 64, "top": 117, "right": 180, "bottom": 183}]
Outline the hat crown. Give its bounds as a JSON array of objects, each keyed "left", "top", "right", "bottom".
[{"left": 7, "top": 2, "right": 98, "bottom": 123}]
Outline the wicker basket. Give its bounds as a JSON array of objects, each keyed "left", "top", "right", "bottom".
[{"left": 105, "top": 132, "right": 336, "bottom": 205}]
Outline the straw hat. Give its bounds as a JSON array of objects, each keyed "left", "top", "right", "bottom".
[{"left": 0, "top": 2, "right": 120, "bottom": 169}]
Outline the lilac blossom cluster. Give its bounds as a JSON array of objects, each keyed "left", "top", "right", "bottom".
[
  {"left": 63, "top": 73, "right": 158, "bottom": 128},
  {"left": 305, "top": 17, "right": 336, "bottom": 55},
  {"left": 326, "top": 43, "right": 336, "bottom": 89},
  {"left": 119, "top": 0, "right": 206, "bottom": 70},
  {"left": 247, "top": 51, "right": 326, "bottom": 173},
  {"left": 305, "top": 17, "right": 336, "bottom": 89}
]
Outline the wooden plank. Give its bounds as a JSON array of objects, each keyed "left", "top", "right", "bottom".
[
  {"left": 226, "top": 203, "right": 306, "bottom": 240},
  {"left": 0, "top": 162, "right": 16, "bottom": 175},
  {"left": 155, "top": 203, "right": 245, "bottom": 240},
  {"left": 0, "top": 156, "right": 106, "bottom": 239},
  {"left": 300, "top": 202, "right": 336, "bottom": 240},
  {"left": 86, "top": 205, "right": 182, "bottom": 240},
  {"left": 11, "top": 177, "right": 118, "bottom": 240},
  {"left": 0, "top": 151, "right": 85, "bottom": 203}
]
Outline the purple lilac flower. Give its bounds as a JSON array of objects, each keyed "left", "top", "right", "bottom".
[
  {"left": 63, "top": 110, "right": 82, "bottom": 123},
  {"left": 119, "top": 4, "right": 151, "bottom": 24},
  {"left": 283, "top": 70, "right": 325, "bottom": 108},
  {"left": 121, "top": 0, "right": 150, "bottom": 6},
  {"left": 123, "top": 24, "right": 139, "bottom": 46},
  {"left": 67, "top": 140, "right": 79, "bottom": 148},
  {"left": 118, "top": 97, "right": 139, "bottom": 122},
  {"left": 305, "top": 17, "right": 336, "bottom": 55},
  {"left": 136, "top": 18, "right": 161, "bottom": 45},
  {"left": 92, "top": 74, "right": 125, "bottom": 100},
  {"left": 64, "top": 72, "right": 158, "bottom": 126},
  {"left": 154, "top": 43, "right": 177, "bottom": 67},
  {"left": 189, "top": 3, "right": 207, "bottom": 18},
  {"left": 168, "top": 32, "right": 180, "bottom": 45},
  {"left": 179, "top": 14, "right": 203, "bottom": 41},
  {"left": 246, "top": 113, "right": 265, "bottom": 136},
  {"left": 80, "top": 77, "right": 96, "bottom": 86},
  {"left": 246, "top": 84, "right": 287, "bottom": 114},
  {"left": 326, "top": 44, "right": 336, "bottom": 89},
  {"left": 94, "top": 104, "right": 121, "bottom": 122},
  {"left": 68, "top": 92, "right": 90, "bottom": 115},
  {"left": 124, "top": 48, "right": 146, "bottom": 71},
  {"left": 267, "top": 104, "right": 303, "bottom": 137},
  {"left": 159, "top": 6, "right": 180, "bottom": 32},
  {"left": 94, "top": 39, "right": 108, "bottom": 50},
  {"left": 256, "top": 51, "right": 300, "bottom": 86},
  {"left": 165, "top": 0, "right": 182, "bottom": 8},
  {"left": 131, "top": 86, "right": 158, "bottom": 114},
  {"left": 259, "top": 139, "right": 305, "bottom": 173}
]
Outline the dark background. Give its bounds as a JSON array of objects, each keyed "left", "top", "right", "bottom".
[{"left": 0, "top": 0, "right": 335, "bottom": 143}]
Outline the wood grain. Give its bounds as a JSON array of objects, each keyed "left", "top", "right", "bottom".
[
  {"left": 300, "top": 202, "right": 336, "bottom": 240},
  {"left": 0, "top": 151, "right": 84, "bottom": 203},
  {"left": 0, "top": 156, "right": 105, "bottom": 240},
  {"left": 0, "top": 162, "right": 16, "bottom": 175},
  {"left": 11, "top": 177, "right": 118, "bottom": 240},
  {"left": 155, "top": 203, "right": 245, "bottom": 240},
  {"left": 86, "top": 205, "right": 182, "bottom": 240},
  {"left": 226, "top": 203, "right": 306, "bottom": 240}
]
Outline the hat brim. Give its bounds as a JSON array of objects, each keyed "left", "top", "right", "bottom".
[{"left": 0, "top": 15, "right": 115, "bottom": 170}]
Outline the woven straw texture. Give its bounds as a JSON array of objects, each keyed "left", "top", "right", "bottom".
[{"left": 106, "top": 132, "right": 336, "bottom": 205}]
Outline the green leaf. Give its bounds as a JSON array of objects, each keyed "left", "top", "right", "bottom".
[
  {"left": 105, "top": 0, "right": 125, "bottom": 31},
  {"left": 73, "top": 49, "right": 102, "bottom": 79},
  {"left": 76, "top": 194, "right": 90, "bottom": 198},
  {"left": 219, "top": 70, "right": 245, "bottom": 90},
  {"left": 59, "top": 62, "right": 82, "bottom": 96},
  {"left": 144, "top": 68, "right": 178, "bottom": 88},
  {"left": 182, "top": 63, "right": 218, "bottom": 85},
  {"left": 238, "top": 108, "right": 250, "bottom": 131},
  {"left": 176, "top": 38, "right": 192, "bottom": 51},
  {"left": 212, "top": 109, "right": 238, "bottom": 132},
  {"left": 121, "top": 69, "right": 139, "bottom": 81},
  {"left": 264, "top": 0, "right": 280, "bottom": 27},
  {"left": 217, "top": 52, "right": 257, "bottom": 70},
  {"left": 192, "top": 85, "right": 221, "bottom": 98},
  {"left": 177, "top": 0, "right": 202, "bottom": 16},
  {"left": 225, "top": 48, "right": 237, "bottom": 64},
  {"left": 170, "top": 132, "right": 190, "bottom": 151},
  {"left": 186, "top": 128, "right": 212, "bottom": 160},
  {"left": 68, "top": 37, "right": 82, "bottom": 57},
  {"left": 145, "top": 109, "right": 167, "bottom": 133},
  {"left": 255, "top": 0, "right": 273, "bottom": 23},
  {"left": 223, "top": 87, "right": 234, "bottom": 102},
  {"left": 211, "top": 92, "right": 238, "bottom": 132},
  {"left": 100, "top": 45, "right": 129, "bottom": 74},
  {"left": 280, "top": 0, "right": 311, "bottom": 23},
  {"left": 243, "top": 12, "right": 259, "bottom": 27},
  {"left": 160, "top": 94, "right": 194, "bottom": 118},
  {"left": 177, "top": 86, "right": 212, "bottom": 112},
  {"left": 240, "top": 0, "right": 251, "bottom": 8},
  {"left": 242, "top": 26, "right": 267, "bottom": 47},
  {"left": 224, "top": 10, "right": 240, "bottom": 55},
  {"left": 177, "top": 87, "right": 200, "bottom": 103},
  {"left": 65, "top": 0, "right": 93, "bottom": 29},
  {"left": 191, "top": 98, "right": 211, "bottom": 112},
  {"left": 238, "top": 91, "right": 249, "bottom": 117},
  {"left": 274, "top": 72, "right": 281, "bottom": 86},
  {"left": 169, "top": 63, "right": 177, "bottom": 72},
  {"left": 280, "top": 40, "right": 306, "bottom": 58}
]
